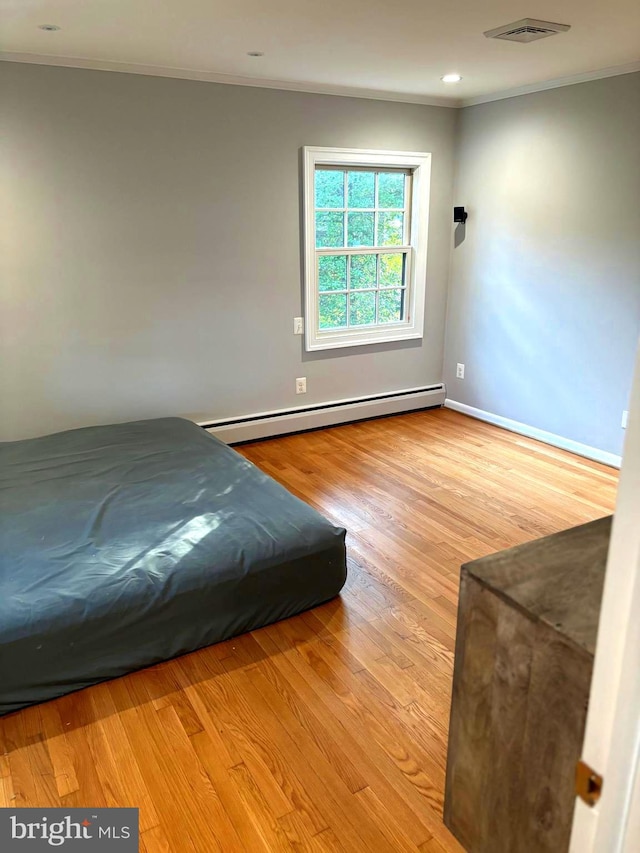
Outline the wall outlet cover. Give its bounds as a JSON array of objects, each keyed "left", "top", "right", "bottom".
[{"left": 295, "top": 377, "right": 307, "bottom": 394}]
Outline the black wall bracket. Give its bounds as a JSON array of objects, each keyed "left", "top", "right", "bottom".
[{"left": 454, "top": 206, "right": 468, "bottom": 224}]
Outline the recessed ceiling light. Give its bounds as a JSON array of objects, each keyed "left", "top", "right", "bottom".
[
  {"left": 38, "top": 24, "right": 61, "bottom": 31},
  {"left": 441, "top": 73, "right": 462, "bottom": 83},
  {"left": 247, "top": 51, "right": 264, "bottom": 57}
]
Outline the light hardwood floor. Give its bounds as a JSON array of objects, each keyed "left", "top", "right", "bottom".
[{"left": 0, "top": 409, "right": 618, "bottom": 852}]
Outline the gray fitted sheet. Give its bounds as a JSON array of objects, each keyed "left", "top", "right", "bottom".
[{"left": 0, "top": 418, "right": 346, "bottom": 715}]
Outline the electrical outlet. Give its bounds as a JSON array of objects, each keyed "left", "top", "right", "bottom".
[
  {"left": 295, "top": 377, "right": 307, "bottom": 394},
  {"left": 622, "top": 410, "right": 629, "bottom": 429},
  {"left": 456, "top": 363, "right": 465, "bottom": 379},
  {"left": 293, "top": 317, "right": 304, "bottom": 335}
]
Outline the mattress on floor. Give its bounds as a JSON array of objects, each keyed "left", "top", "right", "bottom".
[{"left": 0, "top": 418, "right": 347, "bottom": 715}]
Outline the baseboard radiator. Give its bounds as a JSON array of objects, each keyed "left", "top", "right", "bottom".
[{"left": 200, "top": 384, "right": 445, "bottom": 444}]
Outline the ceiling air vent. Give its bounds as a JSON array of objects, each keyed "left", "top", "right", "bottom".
[{"left": 484, "top": 18, "right": 570, "bottom": 43}]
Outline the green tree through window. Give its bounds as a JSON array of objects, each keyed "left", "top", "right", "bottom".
[{"left": 314, "top": 168, "right": 408, "bottom": 330}]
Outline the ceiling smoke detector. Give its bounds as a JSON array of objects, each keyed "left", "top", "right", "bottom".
[{"left": 484, "top": 18, "right": 570, "bottom": 43}]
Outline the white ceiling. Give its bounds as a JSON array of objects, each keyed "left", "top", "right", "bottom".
[{"left": 1, "top": 0, "right": 639, "bottom": 106}]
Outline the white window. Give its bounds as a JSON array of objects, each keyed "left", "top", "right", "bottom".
[{"left": 303, "top": 146, "right": 431, "bottom": 352}]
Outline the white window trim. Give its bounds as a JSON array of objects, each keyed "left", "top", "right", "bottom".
[{"left": 303, "top": 146, "right": 431, "bottom": 352}]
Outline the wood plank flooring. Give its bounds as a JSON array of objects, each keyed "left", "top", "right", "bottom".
[{"left": 0, "top": 409, "right": 618, "bottom": 851}]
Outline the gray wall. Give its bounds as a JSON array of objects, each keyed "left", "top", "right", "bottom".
[
  {"left": 0, "top": 62, "right": 457, "bottom": 440},
  {"left": 445, "top": 73, "right": 640, "bottom": 457},
  {"left": 4, "top": 63, "right": 638, "bottom": 455}
]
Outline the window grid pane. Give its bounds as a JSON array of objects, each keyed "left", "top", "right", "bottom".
[
  {"left": 317, "top": 250, "right": 408, "bottom": 329},
  {"left": 319, "top": 293, "right": 347, "bottom": 329},
  {"left": 315, "top": 168, "right": 408, "bottom": 250},
  {"left": 318, "top": 254, "right": 347, "bottom": 292},
  {"left": 348, "top": 171, "right": 376, "bottom": 209},
  {"left": 379, "top": 288, "right": 405, "bottom": 324},
  {"left": 349, "top": 290, "right": 376, "bottom": 327},
  {"left": 315, "top": 170, "right": 345, "bottom": 209},
  {"left": 347, "top": 212, "right": 375, "bottom": 247},
  {"left": 350, "top": 254, "right": 377, "bottom": 290},
  {"left": 315, "top": 167, "right": 411, "bottom": 329}
]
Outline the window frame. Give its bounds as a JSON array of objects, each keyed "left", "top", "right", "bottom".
[{"left": 303, "top": 146, "right": 431, "bottom": 352}]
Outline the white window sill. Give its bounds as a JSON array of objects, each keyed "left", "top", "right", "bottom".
[{"left": 306, "top": 324, "right": 423, "bottom": 351}]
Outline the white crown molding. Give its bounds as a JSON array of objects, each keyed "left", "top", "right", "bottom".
[
  {"left": 2, "top": 51, "right": 637, "bottom": 110},
  {"left": 0, "top": 51, "right": 461, "bottom": 108},
  {"left": 461, "top": 61, "right": 640, "bottom": 107}
]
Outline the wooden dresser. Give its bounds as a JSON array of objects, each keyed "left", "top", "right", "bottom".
[{"left": 444, "top": 516, "right": 612, "bottom": 853}]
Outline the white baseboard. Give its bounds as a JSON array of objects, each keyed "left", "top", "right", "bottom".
[
  {"left": 201, "top": 385, "right": 445, "bottom": 444},
  {"left": 445, "top": 399, "right": 621, "bottom": 469}
]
